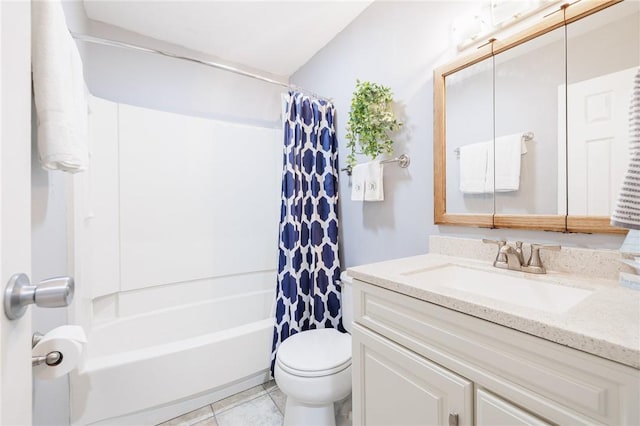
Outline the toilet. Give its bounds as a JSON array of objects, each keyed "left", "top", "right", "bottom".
[{"left": 274, "top": 271, "right": 354, "bottom": 426}]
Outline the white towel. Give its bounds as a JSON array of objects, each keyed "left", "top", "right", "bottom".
[
  {"left": 351, "top": 163, "right": 366, "bottom": 201},
  {"left": 459, "top": 142, "right": 489, "bottom": 194},
  {"left": 351, "top": 161, "right": 384, "bottom": 201},
  {"left": 32, "top": 0, "right": 89, "bottom": 173},
  {"left": 487, "top": 133, "right": 523, "bottom": 192},
  {"left": 364, "top": 161, "right": 384, "bottom": 201}
]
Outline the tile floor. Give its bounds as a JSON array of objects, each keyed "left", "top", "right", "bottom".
[{"left": 158, "top": 380, "right": 352, "bottom": 426}]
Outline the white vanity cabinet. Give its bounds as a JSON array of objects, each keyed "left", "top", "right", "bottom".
[
  {"left": 353, "top": 324, "right": 473, "bottom": 426},
  {"left": 351, "top": 279, "right": 640, "bottom": 426}
]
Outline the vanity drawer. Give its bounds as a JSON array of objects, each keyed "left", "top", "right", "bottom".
[
  {"left": 476, "top": 388, "right": 551, "bottom": 426},
  {"left": 475, "top": 389, "right": 551, "bottom": 426},
  {"left": 353, "top": 279, "right": 640, "bottom": 425}
]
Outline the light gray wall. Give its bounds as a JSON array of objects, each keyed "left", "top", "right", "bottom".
[
  {"left": 567, "top": 7, "right": 640, "bottom": 86},
  {"left": 290, "top": 0, "right": 627, "bottom": 269}
]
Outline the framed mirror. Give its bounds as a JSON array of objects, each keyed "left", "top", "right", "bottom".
[{"left": 434, "top": 0, "right": 634, "bottom": 234}]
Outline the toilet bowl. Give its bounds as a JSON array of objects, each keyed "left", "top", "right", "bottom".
[{"left": 274, "top": 271, "right": 353, "bottom": 426}]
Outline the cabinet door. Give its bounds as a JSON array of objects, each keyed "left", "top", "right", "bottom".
[
  {"left": 476, "top": 388, "right": 551, "bottom": 426},
  {"left": 352, "top": 324, "right": 472, "bottom": 426}
]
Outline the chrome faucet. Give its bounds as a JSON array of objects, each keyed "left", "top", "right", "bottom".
[
  {"left": 483, "top": 239, "right": 561, "bottom": 274},
  {"left": 500, "top": 244, "right": 523, "bottom": 270}
]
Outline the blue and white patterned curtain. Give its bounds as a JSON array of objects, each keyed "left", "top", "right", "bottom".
[{"left": 271, "top": 92, "right": 343, "bottom": 374}]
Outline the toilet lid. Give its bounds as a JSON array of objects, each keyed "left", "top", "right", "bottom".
[{"left": 276, "top": 328, "right": 351, "bottom": 377}]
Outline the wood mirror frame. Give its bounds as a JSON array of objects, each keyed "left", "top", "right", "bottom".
[{"left": 434, "top": 0, "right": 627, "bottom": 234}]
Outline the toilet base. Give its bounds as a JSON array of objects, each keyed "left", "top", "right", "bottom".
[{"left": 283, "top": 398, "right": 335, "bottom": 426}]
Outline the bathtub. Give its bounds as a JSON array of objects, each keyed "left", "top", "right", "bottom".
[
  {"left": 70, "top": 281, "right": 275, "bottom": 425},
  {"left": 68, "top": 98, "right": 283, "bottom": 425}
]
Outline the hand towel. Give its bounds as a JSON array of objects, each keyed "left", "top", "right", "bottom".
[
  {"left": 32, "top": 0, "right": 89, "bottom": 173},
  {"left": 351, "top": 163, "right": 366, "bottom": 201},
  {"left": 351, "top": 161, "right": 384, "bottom": 201},
  {"left": 363, "top": 160, "right": 384, "bottom": 201},
  {"left": 459, "top": 142, "right": 489, "bottom": 194},
  {"left": 611, "top": 67, "right": 640, "bottom": 230},
  {"left": 487, "top": 133, "right": 522, "bottom": 192}
]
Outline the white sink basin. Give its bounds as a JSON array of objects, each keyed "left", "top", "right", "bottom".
[{"left": 402, "top": 264, "right": 593, "bottom": 314}]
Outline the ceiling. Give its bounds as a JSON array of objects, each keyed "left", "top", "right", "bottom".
[{"left": 83, "top": 0, "right": 373, "bottom": 77}]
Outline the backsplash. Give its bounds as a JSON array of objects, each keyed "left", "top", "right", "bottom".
[{"left": 429, "top": 235, "right": 634, "bottom": 281}]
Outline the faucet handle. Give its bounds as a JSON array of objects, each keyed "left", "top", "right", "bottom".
[
  {"left": 527, "top": 243, "right": 561, "bottom": 272},
  {"left": 482, "top": 239, "right": 508, "bottom": 265},
  {"left": 482, "top": 238, "right": 506, "bottom": 247},
  {"left": 514, "top": 241, "right": 525, "bottom": 265}
]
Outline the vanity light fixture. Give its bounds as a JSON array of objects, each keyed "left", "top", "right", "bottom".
[
  {"left": 490, "top": 0, "right": 538, "bottom": 27},
  {"left": 451, "top": 13, "right": 487, "bottom": 46},
  {"left": 455, "top": 0, "right": 563, "bottom": 51}
]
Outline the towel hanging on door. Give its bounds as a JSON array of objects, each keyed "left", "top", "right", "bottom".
[{"left": 32, "top": 0, "right": 89, "bottom": 173}]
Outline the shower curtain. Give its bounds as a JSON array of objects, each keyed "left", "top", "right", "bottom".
[{"left": 271, "top": 92, "right": 343, "bottom": 374}]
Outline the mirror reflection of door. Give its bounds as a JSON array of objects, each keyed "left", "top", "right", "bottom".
[
  {"left": 564, "top": 1, "right": 640, "bottom": 217},
  {"left": 564, "top": 67, "right": 637, "bottom": 216}
]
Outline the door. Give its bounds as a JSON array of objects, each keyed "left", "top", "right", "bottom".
[
  {"left": 352, "top": 324, "right": 473, "bottom": 426},
  {"left": 562, "top": 67, "right": 638, "bottom": 215},
  {"left": 0, "top": 1, "right": 32, "bottom": 425}
]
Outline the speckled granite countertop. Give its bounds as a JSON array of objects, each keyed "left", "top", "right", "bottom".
[{"left": 348, "top": 253, "right": 640, "bottom": 370}]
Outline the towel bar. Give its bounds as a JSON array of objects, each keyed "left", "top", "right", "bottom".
[
  {"left": 454, "top": 132, "right": 534, "bottom": 159},
  {"left": 341, "top": 154, "right": 410, "bottom": 176}
]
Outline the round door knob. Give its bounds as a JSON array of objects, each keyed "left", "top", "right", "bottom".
[
  {"left": 4, "top": 273, "right": 75, "bottom": 320},
  {"left": 33, "top": 277, "right": 74, "bottom": 308}
]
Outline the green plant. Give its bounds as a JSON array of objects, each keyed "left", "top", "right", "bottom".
[{"left": 345, "top": 80, "right": 402, "bottom": 169}]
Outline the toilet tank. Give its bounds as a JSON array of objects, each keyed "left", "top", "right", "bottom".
[{"left": 340, "top": 271, "right": 353, "bottom": 333}]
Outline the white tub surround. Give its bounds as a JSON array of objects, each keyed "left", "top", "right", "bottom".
[
  {"left": 348, "top": 252, "right": 640, "bottom": 369},
  {"left": 68, "top": 97, "right": 282, "bottom": 425}
]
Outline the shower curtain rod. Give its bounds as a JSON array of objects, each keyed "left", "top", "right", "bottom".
[{"left": 70, "top": 32, "right": 331, "bottom": 102}]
